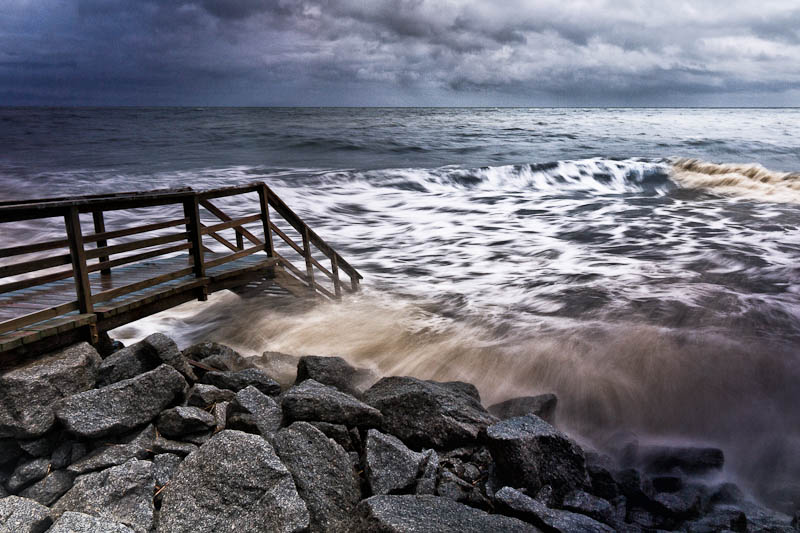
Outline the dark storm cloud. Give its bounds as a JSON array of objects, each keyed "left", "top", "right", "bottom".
[{"left": 1, "top": 0, "right": 799, "bottom": 105}]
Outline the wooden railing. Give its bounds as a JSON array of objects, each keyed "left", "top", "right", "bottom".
[{"left": 0, "top": 182, "right": 362, "bottom": 340}]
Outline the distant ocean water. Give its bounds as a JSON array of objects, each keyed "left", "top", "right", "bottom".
[{"left": 1, "top": 107, "right": 799, "bottom": 510}]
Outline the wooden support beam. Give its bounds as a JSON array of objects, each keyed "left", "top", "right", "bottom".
[
  {"left": 258, "top": 185, "right": 275, "bottom": 258},
  {"left": 184, "top": 197, "right": 206, "bottom": 301},
  {"left": 92, "top": 210, "right": 111, "bottom": 275},
  {"left": 331, "top": 254, "right": 342, "bottom": 299},
  {"left": 302, "top": 226, "right": 316, "bottom": 295},
  {"left": 64, "top": 207, "right": 93, "bottom": 316}
]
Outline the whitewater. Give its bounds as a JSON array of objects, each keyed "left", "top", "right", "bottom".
[{"left": 0, "top": 107, "right": 798, "bottom": 511}]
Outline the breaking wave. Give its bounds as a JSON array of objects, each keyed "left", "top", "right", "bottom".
[{"left": 671, "top": 158, "right": 800, "bottom": 203}]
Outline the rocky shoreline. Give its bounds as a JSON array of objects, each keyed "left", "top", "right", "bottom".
[{"left": 0, "top": 334, "right": 797, "bottom": 532}]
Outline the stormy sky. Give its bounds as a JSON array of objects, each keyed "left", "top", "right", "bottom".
[{"left": 2, "top": 0, "right": 800, "bottom": 106}]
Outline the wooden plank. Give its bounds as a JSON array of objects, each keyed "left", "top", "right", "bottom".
[
  {"left": 199, "top": 199, "right": 262, "bottom": 246},
  {"left": 204, "top": 244, "right": 266, "bottom": 269},
  {"left": 201, "top": 225, "right": 238, "bottom": 253},
  {"left": 84, "top": 232, "right": 189, "bottom": 260},
  {"left": 88, "top": 243, "right": 192, "bottom": 273},
  {"left": 310, "top": 256, "right": 334, "bottom": 280},
  {"left": 195, "top": 183, "right": 261, "bottom": 200},
  {"left": 258, "top": 184, "right": 275, "bottom": 257},
  {"left": 64, "top": 207, "right": 93, "bottom": 315},
  {"left": 0, "top": 253, "right": 72, "bottom": 278},
  {"left": 207, "top": 257, "right": 278, "bottom": 282},
  {"left": 84, "top": 217, "right": 188, "bottom": 243},
  {"left": 331, "top": 254, "right": 342, "bottom": 298},
  {"left": 184, "top": 198, "right": 205, "bottom": 284},
  {"left": 270, "top": 223, "right": 304, "bottom": 256},
  {"left": 0, "top": 238, "right": 69, "bottom": 259},
  {"left": 201, "top": 214, "right": 261, "bottom": 235},
  {"left": 91, "top": 267, "right": 195, "bottom": 304},
  {"left": 0, "top": 269, "right": 74, "bottom": 294},
  {"left": 0, "top": 301, "right": 79, "bottom": 335}
]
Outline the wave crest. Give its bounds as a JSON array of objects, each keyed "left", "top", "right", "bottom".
[{"left": 670, "top": 158, "right": 800, "bottom": 203}]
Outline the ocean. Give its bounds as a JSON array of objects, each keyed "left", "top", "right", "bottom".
[{"left": 1, "top": 107, "right": 799, "bottom": 509}]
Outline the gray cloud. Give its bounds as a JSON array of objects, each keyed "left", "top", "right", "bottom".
[{"left": 1, "top": 0, "right": 799, "bottom": 105}]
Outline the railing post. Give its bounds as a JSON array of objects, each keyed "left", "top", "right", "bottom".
[
  {"left": 258, "top": 184, "right": 274, "bottom": 257},
  {"left": 350, "top": 273, "right": 359, "bottom": 292},
  {"left": 302, "top": 226, "right": 316, "bottom": 294},
  {"left": 64, "top": 207, "right": 97, "bottom": 342},
  {"left": 330, "top": 255, "right": 342, "bottom": 299},
  {"left": 92, "top": 210, "right": 111, "bottom": 275},
  {"left": 184, "top": 195, "right": 207, "bottom": 301}
]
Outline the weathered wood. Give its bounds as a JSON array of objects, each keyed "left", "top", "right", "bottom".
[
  {"left": 84, "top": 217, "right": 188, "bottom": 243},
  {"left": 88, "top": 243, "right": 192, "bottom": 274},
  {"left": 92, "top": 267, "right": 195, "bottom": 304},
  {"left": 184, "top": 197, "right": 206, "bottom": 302},
  {"left": 0, "top": 301, "right": 79, "bottom": 335},
  {"left": 83, "top": 232, "right": 189, "bottom": 260},
  {"left": 0, "top": 238, "right": 69, "bottom": 259},
  {"left": 201, "top": 224, "right": 239, "bottom": 253},
  {"left": 199, "top": 199, "right": 262, "bottom": 246},
  {"left": 64, "top": 207, "right": 93, "bottom": 315},
  {"left": 204, "top": 244, "right": 267, "bottom": 269},
  {"left": 270, "top": 222, "right": 305, "bottom": 256},
  {"left": 331, "top": 255, "right": 342, "bottom": 298},
  {"left": 258, "top": 185, "right": 275, "bottom": 257},
  {"left": 301, "top": 226, "right": 316, "bottom": 294},
  {"left": 92, "top": 211, "right": 111, "bottom": 274}
]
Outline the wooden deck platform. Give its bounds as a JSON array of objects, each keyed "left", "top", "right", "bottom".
[{"left": 0, "top": 182, "right": 361, "bottom": 366}]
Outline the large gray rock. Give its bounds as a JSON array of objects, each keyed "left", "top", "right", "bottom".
[
  {"left": 67, "top": 425, "right": 155, "bottom": 476},
  {"left": 0, "top": 495, "right": 52, "bottom": 533},
  {"left": 363, "top": 377, "right": 497, "bottom": 448},
  {"left": 201, "top": 368, "right": 281, "bottom": 396},
  {"left": 282, "top": 379, "right": 382, "bottom": 428},
  {"left": 155, "top": 406, "right": 215, "bottom": 438},
  {"left": 48, "top": 511, "right": 134, "bottom": 533},
  {"left": 225, "top": 386, "right": 282, "bottom": 439},
  {"left": 51, "top": 460, "right": 155, "bottom": 533},
  {"left": 0, "top": 343, "right": 101, "bottom": 438},
  {"left": 486, "top": 415, "right": 589, "bottom": 499},
  {"left": 488, "top": 394, "right": 558, "bottom": 424},
  {"left": 158, "top": 430, "right": 309, "bottom": 533},
  {"left": 274, "top": 422, "right": 360, "bottom": 532},
  {"left": 6, "top": 457, "right": 51, "bottom": 492},
  {"left": 560, "top": 490, "right": 617, "bottom": 526},
  {"left": 140, "top": 333, "right": 197, "bottom": 382},
  {"left": 353, "top": 495, "right": 539, "bottom": 532},
  {"left": 55, "top": 364, "right": 187, "bottom": 439},
  {"left": 185, "top": 384, "right": 235, "bottom": 408},
  {"left": 295, "top": 355, "right": 364, "bottom": 397},
  {"left": 182, "top": 342, "right": 253, "bottom": 372},
  {"left": 365, "top": 429, "right": 426, "bottom": 496},
  {"left": 18, "top": 470, "right": 74, "bottom": 506},
  {"left": 96, "top": 342, "right": 159, "bottom": 387},
  {"left": 495, "top": 487, "right": 614, "bottom": 533}
]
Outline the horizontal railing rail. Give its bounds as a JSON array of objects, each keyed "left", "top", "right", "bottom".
[{"left": 0, "top": 182, "right": 361, "bottom": 350}]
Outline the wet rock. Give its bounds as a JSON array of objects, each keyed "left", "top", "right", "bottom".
[
  {"left": 96, "top": 342, "right": 159, "bottom": 387},
  {"left": 488, "top": 394, "right": 558, "bottom": 424},
  {"left": 274, "top": 422, "right": 360, "bottom": 532},
  {"left": 415, "top": 450, "right": 439, "bottom": 495},
  {"left": 55, "top": 364, "right": 186, "bottom": 439},
  {"left": 363, "top": 376, "right": 496, "bottom": 448},
  {"left": 637, "top": 445, "right": 724, "bottom": 475},
  {"left": 18, "top": 470, "right": 74, "bottom": 506},
  {"left": 486, "top": 414, "right": 590, "bottom": 500},
  {"left": 354, "top": 494, "right": 538, "bottom": 532},
  {"left": 51, "top": 460, "right": 154, "bottom": 533},
  {"left": 155, "top": 406, "right": 215, "bottom": 438},
  {"left": 201, "top": 368, "right": 281, "bottom": 396},
  {"left": 0, "top": 343, "right": 101, "bottom": 439},
  {"left": 67, "top": 425, "right": 155, "bottom": 476},
  {"left": 365, "top": 429, "right": 426, "bottom": 496},
  {"left": 295, "top": 355, "right": 363, "bottom": 397},
  {"left": 307, "top": 422, "right": 360, "bottom": 452},
  {"left": 225, "top": 385, "right": 282, "bottom": 439},
  {"left": 141, "top": 333, "right": 197, "bottom": 382},
  {"left": 561, "top": 490, "right": 616, "bottom": 526},
  {"left": 185, "top": 384, "right": 235, "bottom": 408},
  {"left": 0, "top": 495, "right": 52, "bottom": 533},
  {"left": 152, "top": 453, "right": 181, "bottom": 488},
  {"left": 495, "top": 486, "right": 614, "bottom": 533},
  {"left": 433, "top": 381, "right": 483, "bottom": 402},
  {"left": 282, "top": 379, "right": 382, "bottom": 428},
  {"left": 150, "top": 436, "right": 197, "bottom": 457},
  {"left": 158, "top": 430, "right": 309, "bottom": 533},
  {"left": 258, "top": 351, "right": 301, "bottom": 387},
  {"left": 48, "top": 511, "right": 134, "bottom": 533},
  {"left": 653, "top": 484, "right": 704, "bottom": 520},
  {"left": 182, "top": 342, "right": 253, "bottom": 372}
]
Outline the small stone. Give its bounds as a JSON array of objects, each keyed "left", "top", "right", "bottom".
[
  {"left": 363, "top": 376, "right": 496, "bottom": 448},
  {"left": 152, "top": 454, "right": 182, "bottom": 488},
  {"left": 415, "top": 450, "right": 439, "bottom": 495},
  {"left": 6, "top": 458, "right": 51, "bottom": 493},
  {"left": 55, "top": 365, "right": 187, "bottom": 439},
  {"left": 0, "top": 343, "right": 101, "bottom": 439},
  {"left": 561, "top": 490, "right": 616, "bottom": 526},
  {"left": 67, "top": 425, "right": 155, "bottom": 476},
  {"left": 48, "top": 511, "right": 134, "bottom": 533},
  {"left": 18, "top": 470, "right": 75, "bottom": 506},
  {"left": 157, "top": 430, "right": 309, "bottom": 533},
  {"left": 282, "top": 379, "right": 382, "bottom": 428},
  {"left": 185, "top": 384, "right": 235, "bottom": 408},
  {"left": 212, "top": 401, "right": 228, "bottom": 432},
  {"left": 354, "top": 494, "right": 538, "bottom": 532},
  {"left": 274, "top": 422, "right": 360, "bottom": 532},
  {"left": 307, "top": 422, "right": 359, "bottom": 452},
  {"left": 96, "top": 342, "right": 159, "bottom": 387},
  {"left": 151, "top": 437, "right": 197, "bottom": 457},
  {"left": 182, "top": 342, "right": 253, "bottom": 372},
  {"left": 364, "top": 429, "right": 425, "bottom": 496},
  {"left": 50, "top": 441, "right": 77, "bottom": 470},
  {"left": 156, "top": 407, "right": 215, "bottom": 438},
  {"left": 51, "top": 460, "right": 155, "bottom": 533},
  {"left": 486, "top": 415, "right": 590, "bottom": 500},
  {"left": 0, "top": 495, "right": 52, "bottom": 533},
  {"left": 495, "top": 486, "right": 614, "bottom": 533},
  {"left": 201, "top": 368, "right": 281, "bottom": 396},
  {"left": 488, "top": 394, "right": 558, "bottom": 424},
  {"left": 141, "top": 333, "right": 197, "bottom": 382},
  {"left": 225, "top": 386, "right": 282, "bottom": 439},
  {"left": 295, "top": 355, "right": 363, "bottom": 397}
]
